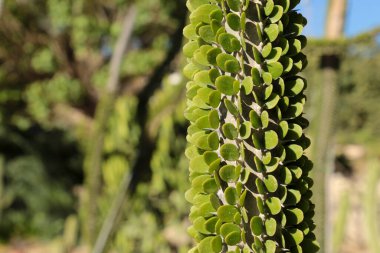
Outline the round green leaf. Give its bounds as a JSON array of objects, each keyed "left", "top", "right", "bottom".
[
  {"left": 288, "top": 38, "right": 302, "bottom": 56},
  {"left": 222, "top": 123, "right": 238, "bottom": 139},
  {"left": 187, "top": 0, "right": 209, "bottom": 11},
  {"left": 267, "top": 62, "right": 283, "bottom": 79},
  {"left": 224, "top": 99, "right": 239, "bottom": 117},
  {"left": 203, "top": 178, "right": 218, "bottom": 193},
  {"left": 210, "top": 193, "right": 221, "bottom": 210},
  {"left": 215, "top": 76, "right": 238, "bottom": 95},
  {"left": 227, "top": 13, "right": 241, "bottom": 31},
  {"left": 209, "top": 91, "right": 221, "bottom": 108},
  {"left": 224, "top": 186, "right": 238, "bottom": 205},
  {"left": 210, "top": 8, "right": 223, "bottom": 23},
  {"left": 253, "top": 46, "right": 263, "bottom": 63},
  {"left": 264, "top": 174, "right": 278, "bottom": 192},
  {"left": 199, "top": 25, "right": 215, "bottom": 43},
  {"left": 266, "top": 47, "right": 282, "bottom": 63},
  {"left": 264, "top": 130, "right": 279, "bottom": 150},
  {"left": 280, "top": 166, "right": 293, "bottom": 185},
  {"left": 209, "top": 158, "right": 221, "bottom": 173},
  {"left": 197, "top": 87, "right": 213, "bottom": 103},
  {"left": 279, "top": 0, "right": 291, "bottom": 12},
  {"left": 286, "top": 78, "right": 305, "bottom": 96},
  {"left": 217, "top": 205, "right": 239, "bottom": 223},
  {"left": 266, "top": 197, "right": 282, "bottom": 215},
  {"left": 262, "top": 43, "right": 272, "bottom": 58},
  {"left": 190, "top": 4, "right": 220, "bottom": 24},
  {"left": 211, "top": 236, "right": 223, "bottom": 252},
  {"left": 190, "top": 155, "right": 209, "bottom": 173},
  {"left": 203, "top": 151, "right": 218, "bottom": 165},
  {"left": 242, "top": 77, "right": 253, "bottom": 95},
  {"left": 184, "top": 41, "right": 199, "bottom": 58},
  {"left": 269, "top": 5, "right": 284, "bottom": 23},
  {"left": 285, "top": 144, "right": 303, "bottom": 161},
  {"left": 256, "top": 196, "right": 265, "bottom": 214},
  {"left": 218, "top": 33, "right": 241, "bottom": 53},
  {"left": 250, "top": 216, "right": 263, "bottom": 236},
  {"left": 285, "top": 207, "right": 304, "bottom": 225},
  {"left": 194, "top": 69, "right": 212, "bottom": 86},
  {"left": 264, "top": 0, "right": 274, "bottom": 16},
  {"left": 207, "top": 48, "right": 222, "bottom": 65},
  {"left": 184, "top": 24, "right": 197, "bottom": 40},
  {"left": 265, "top": 157, "right": 280, "bottom": 172},
  {"left": 265, "top": 240, "right": 277, "bottom": 253},
  {"left": 225, "top": 231, "right": 241, "bottom": 245},
  {"left": 183, "top": 62, "right": 202, "bottom": 79},
  {"left": 198, "top": 236, "right": 214, "bottom": 253},
  {"left": 227, "top": 0, "right": 240, "bottom": 11},
  {"left": 239, "top": 121, "right": 252, "bottom": 139},
  {"left": 284, "top": 228, "right": 304, "bottom": 247},
  {"left": 284, "top": 102, "right": 304, "bottom": 119},
  {"left": 208, "top": 110, "right": 220, "bottom": 129},
  {"left": 207, "top": 131, "right": 219, "bottom": 150},
  {"left": 286, "top": 123, "right": 303, "bottom": 140},
  {"left": 220, "top": 222, "right": 240, "bottom": 236},
  {"left": 194, "top": 216, "right": 208, "bottom": 234},
  {"left": 205, "top": 217, "right": 219, "bottom": 233},
  {"left": 265, "top": 93, "right": 280, "bottom": 109},
  {"left": 289, "top": 165, "right": 303, "bottom": 180},
  {"left": 216, "top": 53, "right": 241, "bottom": 73},
  {"left": 219, "top": 164, "right": 240, "bottom": 182},
  {"left": 263, "top": 72, "right": 273, "bottom": 85},
  {"left": 198, "top": 201, "right": 217, "bottom": 217},
  {"left": 225, "top": 60, "right": 241, "bottom": 74},
  {"left": 282, "top": 57, "right": 294, "bottom": 73},
  {"left": 251, "top": 67, "right": 261, "bottom": 85},
  {"left": 255, "top": 178, "right": 265, "bottom": 194},
  {"left": 261, "top": 110, "right": 270, "bottom": 128},
  {"left": 220, "top": 143, "right": 240, "bottom": 161},
  {"left": 194, "top": 46, "right": 213, "bottom": 66},
  {"left": 279, "top": 120, "right": 289, "bottom": 138},
  {"left": 262, "top": 151, "right": 272, "bottom": 164},
  {"left": 265, "top": 217, "right": 277, "bottom": 236},
  {"left": 264, "top": 24, "right": 279, "bottom": 42},
  {"left": 249, "top": 110, "right": 262, "bottom": 128}
]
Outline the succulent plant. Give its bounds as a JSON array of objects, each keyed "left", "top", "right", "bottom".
[{"left": 183, "top": 0, "right": 319, "bottom": 252}]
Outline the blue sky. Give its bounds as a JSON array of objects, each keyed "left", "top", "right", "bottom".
[{"left": 299, "top": 0, "right": 380, "bottom": 38}]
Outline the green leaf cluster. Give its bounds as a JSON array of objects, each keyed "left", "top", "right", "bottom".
[{"left": 184, "top": 0, "right": 318, "bottom": 252}]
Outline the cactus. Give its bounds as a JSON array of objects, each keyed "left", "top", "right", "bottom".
[
  {"left": 364, "top": 159, "right": 380, "bottom": 253},
  {"left": 183, "top": 0, "right": 319, "bottom": 252},
  {"left": 332, "top": 191, "right": 349, "bottom": 253}
]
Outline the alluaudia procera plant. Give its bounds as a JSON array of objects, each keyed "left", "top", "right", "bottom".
[{"left": 183, "top": 0, "right": 319, "bottom": 252}]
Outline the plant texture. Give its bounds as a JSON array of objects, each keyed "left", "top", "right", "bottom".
[{"left": 183, "top": 0, "right": 319, "bottom": 252}]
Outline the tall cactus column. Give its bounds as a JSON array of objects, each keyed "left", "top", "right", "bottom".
[{"left": 183, "top": 0, "right": 319, "bottom": 252}]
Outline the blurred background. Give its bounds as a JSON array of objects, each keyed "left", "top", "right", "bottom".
[{"left": 0, "top": 0, "right": 379, "bottom": 252}]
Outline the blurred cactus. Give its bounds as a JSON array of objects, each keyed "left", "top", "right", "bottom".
[
  {"left": 62, "top": 215, "right": 79, "bottom": 253},
  {"left": 364, "top": 159, "right": 380, "bottom": 253},
  {"left": 184, "top": 0, "right": 318, "bottom": 252},
  {"left": 332, "top": 192, "right": 349, "bottom": 253}
]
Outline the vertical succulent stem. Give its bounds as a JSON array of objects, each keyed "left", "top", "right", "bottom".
[{"left": 184, "top": 0, "right": 319, "bottom": 252}]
